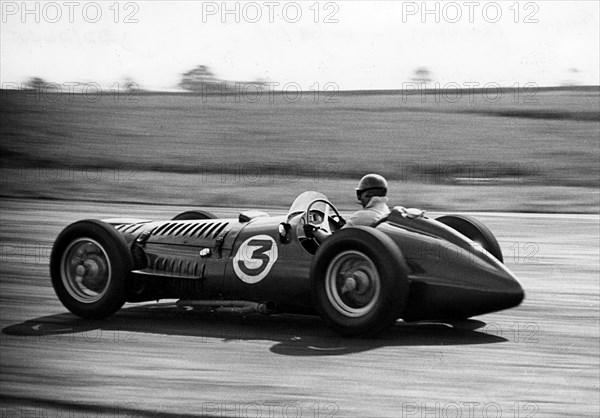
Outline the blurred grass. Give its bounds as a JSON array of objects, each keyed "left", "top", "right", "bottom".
[{"left": 1, "top": 88, "right": 598, "bottom": 212}]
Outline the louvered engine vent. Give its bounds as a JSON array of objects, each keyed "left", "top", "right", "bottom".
[
  {"left": 113, "top": 223, "right": 145, "bottom": 234},
  {"left": 151, "top": 221, "right": 230, "bottom": 240}
]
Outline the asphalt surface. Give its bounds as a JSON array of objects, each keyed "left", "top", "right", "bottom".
[{"left": 0, "top": 198, "right": 598, "bottom": 417}]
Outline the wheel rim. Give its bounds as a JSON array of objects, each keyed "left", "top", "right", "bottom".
[
  {"left": 325, "top": 250, "right": 381, "bottom": 318},
  {"left": 60, "top": 238, "right": 111, "bottom": 303}
]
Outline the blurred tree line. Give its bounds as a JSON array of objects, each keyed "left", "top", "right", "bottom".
[{"left": 179, "top": 65, "right": 268, "bottom": 92}]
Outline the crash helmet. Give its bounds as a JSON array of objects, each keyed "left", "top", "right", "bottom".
[{"left": 356, "top": 173, "right": 388, "bottom": 200}]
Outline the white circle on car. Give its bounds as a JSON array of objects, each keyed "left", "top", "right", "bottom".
[{"left": 233, "top": 235, "right": 278, "bottom": 284}]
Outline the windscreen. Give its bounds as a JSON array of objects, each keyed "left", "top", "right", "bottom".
[{"left": 287, "top": 191, "right": 330, "bottom": 222}]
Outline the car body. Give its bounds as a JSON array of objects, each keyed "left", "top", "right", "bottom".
[{"left": 50, "top": 191, "right": 524, "bottom": 336}]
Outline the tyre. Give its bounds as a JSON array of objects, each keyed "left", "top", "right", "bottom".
[
  {"left": 50, "top": 220, "right": 133, "bottom": 318},
  {"left": 310, "top": 227, "right": 410, "bottom": 337},
  {"left": 171, "top": 210, "right": 217, "bottom": 221},
  {"left": 436, "top": 215, "right": 503, "bottom": 262}
]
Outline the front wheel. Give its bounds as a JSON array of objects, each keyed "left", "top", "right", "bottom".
[
  {"left": 436, "top": 215, "right": 503, "bottom": 262},
  {"left": 310, "top": 227, "right": 410, "bottom": 337},
  {"left": 50, "top": 220, "right": 132, "bottom": 318}
]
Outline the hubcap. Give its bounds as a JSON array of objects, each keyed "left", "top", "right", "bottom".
[
  {"left": 325, "top": 250, "right": 380, "bottom": 317},
  {"left": 60, "top": 238, "right": 111, "bottom": 303}
]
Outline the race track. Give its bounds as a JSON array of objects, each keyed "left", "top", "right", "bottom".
[{"left": 1, "top": 198, "right": 598, "bottom": 417}]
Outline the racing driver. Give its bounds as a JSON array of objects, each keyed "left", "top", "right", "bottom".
[
  {"left": 344, "top": 173, "right": 390, "bottom": 227},
  {"left": 305, "top": 173, "right": 390, "bottom": 243}
]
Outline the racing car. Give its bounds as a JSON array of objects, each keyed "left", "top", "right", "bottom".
[{"left": 50, "top": 191, "right": 524, "bottom": 337}]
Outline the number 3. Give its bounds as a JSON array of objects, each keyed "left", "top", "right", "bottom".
[{"left": 233, "top": 235, "right": 278, "bottom": 284}]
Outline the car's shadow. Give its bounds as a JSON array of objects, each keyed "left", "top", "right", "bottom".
[{"left": 2, "top": 303, "right": 505, "bottom": 356}]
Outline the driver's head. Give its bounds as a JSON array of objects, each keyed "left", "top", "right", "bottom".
[{"left": 356, "top": 174, "right": 387, "bottom": 207}]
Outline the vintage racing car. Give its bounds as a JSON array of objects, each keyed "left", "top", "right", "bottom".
[{"left": 50, "top": 191, "right": 524, "bottom": 336}]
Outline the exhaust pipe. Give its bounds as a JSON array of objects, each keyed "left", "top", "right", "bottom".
[
  {"left": 256, "top": 300, "right": 277, "bottom": 314},
  {"left": 176, "top": 300, "right": 277, "bottom": 314}
]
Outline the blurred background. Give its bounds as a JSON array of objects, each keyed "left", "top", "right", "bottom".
[
  {"left": 1, "top": 1, "right": 599, "bottom": 212},
  {"left": 1, "top": 3, "right": 599, "bottom": 416}
]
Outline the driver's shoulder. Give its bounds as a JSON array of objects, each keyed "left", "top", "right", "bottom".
[{"left": 344, "top": 209, "right": 382, "bottom": 228}]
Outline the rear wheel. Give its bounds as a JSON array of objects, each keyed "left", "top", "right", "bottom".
[
  {"left": 50, "top": 220, "right": 132, "bottom": 318},
  {"left": 172, "top": 210, "right": 217, "bottom": 221},
  {"left": 310, "top": 227, "right": 410, "bottom": 337},
  {"left": 436, "top": 215, "right": 503, "bottom": 262}
]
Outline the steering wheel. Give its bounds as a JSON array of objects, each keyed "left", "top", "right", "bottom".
[{"left": 303, "top": 199, "right": 346, "bottom": 233}]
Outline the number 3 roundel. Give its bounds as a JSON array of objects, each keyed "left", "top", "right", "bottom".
[{"left": 233, "top": 235, "right": 278, "bottom": 284}]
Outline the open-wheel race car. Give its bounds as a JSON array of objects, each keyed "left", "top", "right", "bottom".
[{"left": 50, "top": 191, "right": 524, "bottom": 337}]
